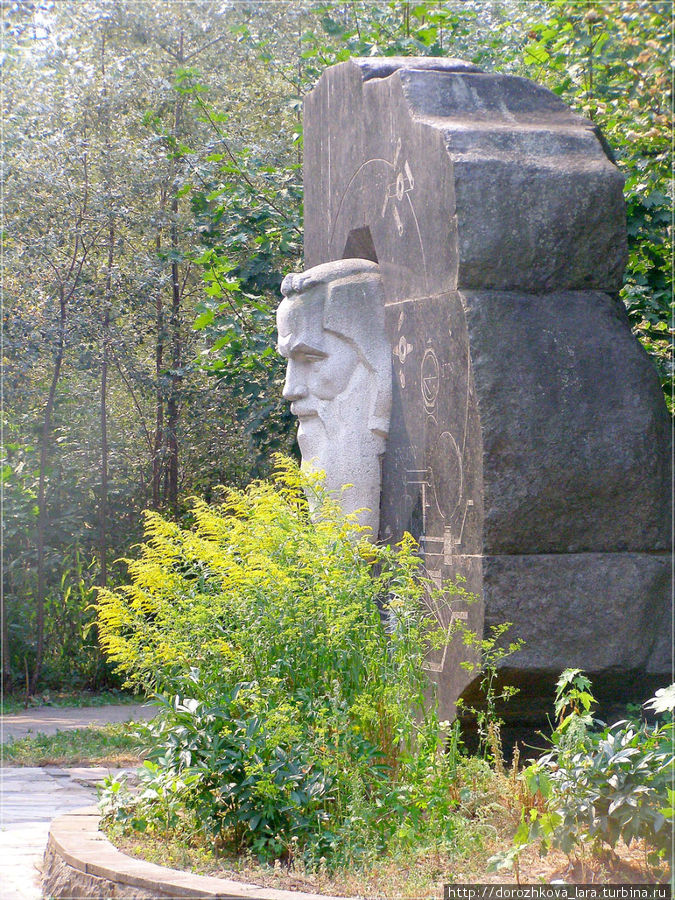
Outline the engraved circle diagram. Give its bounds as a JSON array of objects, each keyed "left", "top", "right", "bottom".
[{"left": 421, "top": 348, "right": 440, "bottom": 410}]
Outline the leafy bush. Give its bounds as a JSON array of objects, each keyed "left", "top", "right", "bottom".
[
  {"left": 97, "top": 457, "right": 466, "bottom": 867},
  {"left": 492, "top": 669, "right": 674, "bottom": 876}
]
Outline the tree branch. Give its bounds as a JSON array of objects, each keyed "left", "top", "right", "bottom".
[{"left": 111, "top": 348, "right": 155, "bottom": 454}]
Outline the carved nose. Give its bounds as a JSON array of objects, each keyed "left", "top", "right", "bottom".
[{"left": 283, "top": 365, "right": 307, "bottom": 402}]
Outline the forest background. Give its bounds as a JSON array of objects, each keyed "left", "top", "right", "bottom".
[{"left": 3, "top": 0, "right": 671, "bottom": 695}]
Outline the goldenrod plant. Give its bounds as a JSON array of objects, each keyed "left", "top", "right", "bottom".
[{"left": 97, "top": 457, "right": 467, "bottom": 866}]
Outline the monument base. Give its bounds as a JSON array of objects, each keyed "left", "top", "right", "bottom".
[{"left": 428, "top": 550, "right": 671, "bottom": 723}]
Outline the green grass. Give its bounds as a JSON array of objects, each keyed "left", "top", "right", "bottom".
[
  {"left": 1, "top": 688, "right": 139, "bottom": 716},
  {"left": 0, "top": 722, "right": 144, "bottom": 766}
]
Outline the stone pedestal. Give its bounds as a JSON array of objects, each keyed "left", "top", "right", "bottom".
[{"left": 303, "top": 58, "right": 671, "bottom": 719}]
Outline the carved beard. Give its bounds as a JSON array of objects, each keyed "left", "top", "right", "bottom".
[{"left": 297, "top": 362, "right": 385, "bottom": 540}]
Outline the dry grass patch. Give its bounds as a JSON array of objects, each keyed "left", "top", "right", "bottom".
[
  {"left": 1, "top": 723, "right": 143, "bottom": 767},
  {"left": 106, "top": 789, "right": 666, "bottom": 900}
]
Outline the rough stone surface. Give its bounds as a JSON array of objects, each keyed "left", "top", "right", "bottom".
[
  {"left": 461, "top": 289, "right": 671, "bottom": 555},
  {"left": 43, "top": 841, "right": 161, "bottom": 900},
  {"left": 302, "top": 58, "right": 672, "bottom": 719},
  {"left": 278, "top": 259, "right": 391, "bottom": 539},
  {"left": 480, "top": 552, "right": 670, "bottom": 672},
  {"left": 304, "top": 59, "right": 627, "bottom": 296},
  {"left": 351, "top": 56, "right": 482, "bottom": 82}
]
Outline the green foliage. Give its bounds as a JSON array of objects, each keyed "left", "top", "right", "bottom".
[
  {"left": 553, "top": 667, "right": 596, "bottom": 740},
  {"left": 140, "top": 58, "right": 301, "bottom": 469},
  {"left": 3, "top": 491, "right": 120, "bottom": 690},
  {"left": 189, "top": 154, "right": 300, "bottom": 464},
  {"left": 97, "top": 457, "right": 465, "bottom": 867},
  {"left": 6, "top": 0, "right": 670, "bottom": 698},
  {"left": 456, "top": 622, "right": 524, "bottom": 762},
  {"left": 520, "top": 1, "right": 672, "bottom": 409},
  {"left": 299, "top": 1, "right": 482, "bottom": 69},
  {"left": 491, "top": 670, "right": 675, "bottom": 875}
]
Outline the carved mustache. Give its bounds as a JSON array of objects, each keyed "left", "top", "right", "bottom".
[{"left": 290, "top": 402, "right": 320, "bottom": 419}]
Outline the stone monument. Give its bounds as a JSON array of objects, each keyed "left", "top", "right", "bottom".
[{"left": 283, "top": 57, "right": 672, "bottom": 721}]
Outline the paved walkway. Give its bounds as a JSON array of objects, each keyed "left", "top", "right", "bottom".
[
  {"left": 0, "top": 766, "right": 116, "bottom": 899},
  {"left": 0, "top": 704, "right": 151, "bottom": 899},
  {"left": 1, "top": 703, "right": 155, "bottom": 742}
]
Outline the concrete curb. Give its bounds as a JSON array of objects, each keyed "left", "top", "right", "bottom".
[{"left": 43, "top": 807, "right": 352, "bottom": 900}]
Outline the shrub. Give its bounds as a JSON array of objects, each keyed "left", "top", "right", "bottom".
[
  {"left": 491, "top": 669, "right": 675, "bottom": 877},
  {"left": 97, "top": 457, "right": 467, "bottom": 866}
]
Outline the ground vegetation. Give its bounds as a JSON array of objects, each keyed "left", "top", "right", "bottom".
[
  {"left": 96, "top": 464, "right": 673, "bottom": 888},
  {"left": 1, "top": 721, "right": 143, "bottom": 766}
]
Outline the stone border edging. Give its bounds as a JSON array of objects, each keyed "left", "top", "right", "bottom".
[{"left": 43, "top": 807, "right": 351, "bottom": 900}]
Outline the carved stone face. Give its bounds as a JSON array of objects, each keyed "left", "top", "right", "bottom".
[
  {"left": 277, "top": 259, "right": 391, "bottom": 540},
  {"left": 278, "top": 294, "right": 359, "bottom": 424}
]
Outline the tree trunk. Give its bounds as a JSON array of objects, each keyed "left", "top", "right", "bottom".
[
  {"left": 166, "top": 202, "right": 181, "bottom": 511},
  {"left": 152, "top": 225, "right": 165, "bottom": 509},
  {"left": 32, "top": 289, "right": 67, "bottom": 693},
  {"left": 2, "top": 575, "right": 12, "bottom": 692},
  {"left": 99, "top": 34, "right": 112, "bottom": 584},
  {"left": 99, "top": 218, "right": 113, "bottom": 587},
  {"left": 165, "top": 32, "right": 185, "bottom": 512}
]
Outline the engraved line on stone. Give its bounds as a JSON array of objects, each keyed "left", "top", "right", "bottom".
[
  {"left": 384, "top": 161, "right": 414, "bottom": 212},
  {"left": 393, "top": 335, "right": 413, "bottom": 366},
  {"left": 420, "top": 578, "right": 468, "bottom": 673},
  {"left": 449, "top": 499, "right": 475, "bottom": 557},
  {"left": 393, "top": 136, "right": 401, "bottom": 168},
  {"left": 421, "top": 347, "right": 440, "bottom": 409},
  {"left": 438, "top": 430, "right": 464, "bottom": 519},
  {"left": 384, "top": 290, "right": 456, "bottom": 307},
  {"left": 329, "top": 157, "right": 395, "bottom": 245},
  {"left": 462, "top": 343, "right": 471, "bottom": 455},
  {"left": 443, "top": 526, "right": 454, "bottom": 563},
  {"left": 404, "top": 190, "right": 429, "bottom": 294},
  {"left": 406, "top": 469, "right": 430, "bottom": 533}
]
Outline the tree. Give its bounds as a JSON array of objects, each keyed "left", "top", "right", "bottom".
[{"left": 4, "top": 0, "right": 259, "bottom": 689}]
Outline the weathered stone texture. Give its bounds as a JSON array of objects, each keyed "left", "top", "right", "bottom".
[
  {"left": 461, "top": 289, "right": 670, "bottom": 555},
  {"left": 481, "top": 552, "right": 670, "bottom": 672},
  {"left": 303, "top": 57, "right": 671, "bottom": 720},
  {"left": 304, "top": 58, "right": 627, "bottom": 297},
  {"left": 42, "top": 841, "right": 158, "bottom": 900}
]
